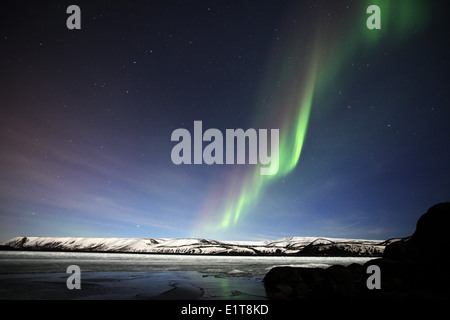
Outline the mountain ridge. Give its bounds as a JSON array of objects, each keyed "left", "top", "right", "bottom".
[{"left": 0, "top": 236, "right": 386, "bottom": 256}]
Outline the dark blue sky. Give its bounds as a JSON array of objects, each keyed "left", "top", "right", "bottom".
[{"left": 1, "top": 1, "right": 449, "bottom": 241}]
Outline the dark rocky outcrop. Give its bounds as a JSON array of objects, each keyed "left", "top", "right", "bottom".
[
  {"left": 263, "top": 202, "right": 450, "bottom": 300},
  {"left": 264, "top": 263, "right": 366, "bottom": 300}
]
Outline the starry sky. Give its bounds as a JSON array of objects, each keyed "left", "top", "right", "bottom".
[{"left": 1, "top": 0, "right": 449, "bottom": 242}]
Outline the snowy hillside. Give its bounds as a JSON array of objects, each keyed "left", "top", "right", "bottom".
[{"left": 1, "top": 236, "right": 385, "bottom": 256}]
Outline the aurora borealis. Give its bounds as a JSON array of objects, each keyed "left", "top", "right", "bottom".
[
  {"left": 1, "top": 1, "right": 449, "bottom": 242},
  {"left": 193, "top": 0, "right": 437, "bottom": 237}
]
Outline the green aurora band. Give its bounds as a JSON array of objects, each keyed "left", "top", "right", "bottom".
[{"left": 196, "top": 0, "right": 430, "bottom": 237}]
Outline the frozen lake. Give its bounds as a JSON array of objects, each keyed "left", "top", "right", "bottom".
[{"left": 0, "top": 251, "right": 376, "bottom": 300}]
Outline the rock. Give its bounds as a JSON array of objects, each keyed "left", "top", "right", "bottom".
[
  {"left": 412, "top": 202, "right": 450, "bottom": 245},
  {"left": 263, "top": 265, "right": 364, "bottom": 300},
  {"left": 263, "top": 267, "right": 303, "bottom": 299},
  {"left": 362, "top": 202, "right": 450, "bottom": 299},
  {"left": 408, "top": 202, "right": 450, "bottom": 265},
  {"left": 381, "top": 238, "right": 410, "bottom": 261},
  {"left": 264, "top": 202, "right": 450, "bottom": 300}
]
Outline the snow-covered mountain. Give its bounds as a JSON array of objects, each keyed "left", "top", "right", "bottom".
[{"left": 0, "top": 236, "right": 385, "bottom": 256}]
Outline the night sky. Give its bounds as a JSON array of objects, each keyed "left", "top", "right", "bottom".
[{"left": 1, "top": 0, "right": 449, "bottom": 242}]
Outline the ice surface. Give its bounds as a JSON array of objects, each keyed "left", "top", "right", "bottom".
[
  {"left": 0, "top": 251, "right": 376, "bottom": 300},
  {"left": 0, "top": 251, "right": 375, "bottom": 274}
]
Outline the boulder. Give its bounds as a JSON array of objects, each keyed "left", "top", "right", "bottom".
[{"left": 263, "top": 263, "right": 367, "bottom": 299}]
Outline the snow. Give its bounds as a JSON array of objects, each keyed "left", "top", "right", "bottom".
[{"left": 1, "top": 236, "right": 385, "bottom": 256}]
